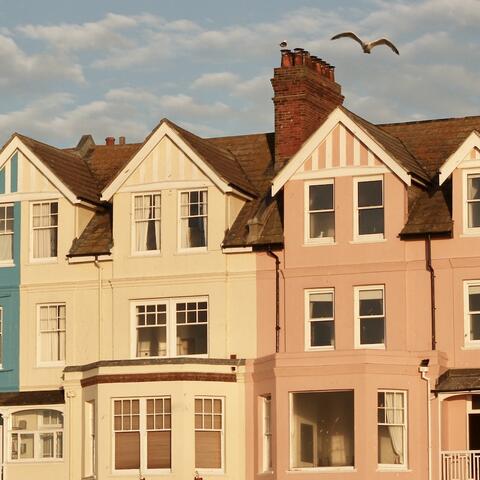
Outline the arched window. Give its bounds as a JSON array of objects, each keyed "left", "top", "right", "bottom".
[{"left": 10, "top": 409, "right": 63, "bottom": 461}]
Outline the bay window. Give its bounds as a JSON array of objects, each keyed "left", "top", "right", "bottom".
[
  {"left": 195, "top": 397, "right": 224, "bottom": 471},
  {"left": 134, "top": 297, "right": 208, "bottom": 358},
  {"left": 10, "top": 409, "right": 63, "bottom": 461},
  {"left": 378, "top": 390, "right": 407, "bottom": 467},
  {"left": 113, "top": 397, "right": 171, "bottom": 472},
  {"left": 290, "top": 391, "right": 354, "bottom": 469}
]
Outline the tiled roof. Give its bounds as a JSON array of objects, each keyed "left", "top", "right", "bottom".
[
  {"left": 83, "top": 143, "right": 142, "bottom": 191},
  {"left": 379, "top": 115, "right": 480, "bottom": 177},
  {"left": 16, "top": 134, "right": 101, "bottom": 204},
  {"left": 68, "top": 209, "right": 113, "bottom": 257},
  {"left": 435, "top": 368, "right": 480, "bottom": 392}
]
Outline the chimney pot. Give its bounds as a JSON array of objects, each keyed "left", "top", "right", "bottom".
[
  {"left": 280, "top": 49, "right": 293, "bottom": 68},
  {"left": 105, "top": 136, "right": 115, "bottom": 146},
  {"left": 119, "top": 136, "right": 126, "bottom": 145}
]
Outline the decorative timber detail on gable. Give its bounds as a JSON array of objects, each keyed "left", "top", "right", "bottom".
[
  {"left": 439, "top": 130, "right": 480, "bottom": 185},
  {"left": 101, "top": 120, "right": 256, "bottom": 201},
  {"left": 0, "top": 135, "right": 79, "bottom": 204},
  {"left": 272, "top": 107, "right": 415, "bottom": 195}
]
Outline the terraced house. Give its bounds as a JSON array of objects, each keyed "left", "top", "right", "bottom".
[{"left": 0, "top": 47, "right": 477, "bottom": 480}]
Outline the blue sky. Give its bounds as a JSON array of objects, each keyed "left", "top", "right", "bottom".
[{"left": 0, "top": 0, "right": 478, "bottom": 146}]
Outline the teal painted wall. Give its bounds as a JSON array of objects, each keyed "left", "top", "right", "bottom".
[{"left": 0, "top": 201, "right": 20, "bottom": 391}]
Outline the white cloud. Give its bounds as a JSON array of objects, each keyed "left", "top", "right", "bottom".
[{"left": 191, "top": 72, "right": 239, "bottom": 89}]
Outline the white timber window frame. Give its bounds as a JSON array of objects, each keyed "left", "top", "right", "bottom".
[
  {"left": 30, "top": 200, "right": 58, "bottom": 263},
  {"left": 464, "top": 280, "right": 480, "bottom": 347},
  {"left": 131, "top": 297, "right": 209, "bottom": 359},
  {"left": 37, "top": 303, "right": 66, "bottom": 367},
  {"left": 304, "top": 179, "right": 335, "bottom": 244},
  {"left": 112, "top": 397, "right": 171, "bottom": 475},
  {"left": 262, "top": 395, "right": 273, "bottom": 473},
  {"left": 354, "top": 285, "right": 386, "bottom": 349},
  {"left": 353, "top": 175, "right": 385, "bottom": 242},
  {"left": 9, "top": 408, "right": 64, "bottom": 463},
  {"left": 377, "top": 390, "right": 408, "bottom": 470},
  {"left": 463, "top": 170, "right": 480, "bottom": 235},
  {"left": 132, "top": 192, "right": 161, "bottom": 255},
  {"left": 0, "top": 203, "right": 14, "bottom": 266},
  {"left": 304, "top": 288, "right": 335, "bottom": 351},
  {"left": 84, "top": 400, "right": 96, "bottom": 478},
  {"left": 195, "top": 396, "right": 225, "bottom": 474},
  {"left": 178, "top": 189, "right": 208, "bottom": 252}
]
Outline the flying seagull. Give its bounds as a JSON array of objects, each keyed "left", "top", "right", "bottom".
[
  {"left": 331, "top": 32, "right": 399, "bottom": 55},
  {"left": 279, "top": 40, "right": 288, "bottom": 48}
]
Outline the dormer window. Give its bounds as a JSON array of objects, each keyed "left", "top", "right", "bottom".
[
  {"left": 354, "top": 176, "right": 384, "bottom": 240},
  {"left": 133, "top": 193, "right": 161, "bottom": 253},
  {"left": 305, "top": 180, "right": 335, "bottom": 243}
]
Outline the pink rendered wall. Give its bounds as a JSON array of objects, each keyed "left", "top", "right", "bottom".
[{"left": 441, "top": 396, "right": 468, "bottom": 451}]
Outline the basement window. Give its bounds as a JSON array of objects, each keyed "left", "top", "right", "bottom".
[{"left": 290, "top": 391, "right": 354, "bottom": 470}]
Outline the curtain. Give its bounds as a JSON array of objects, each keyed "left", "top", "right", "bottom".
[
  {"left": 0, "top": 234, "right": 12, "bottom": 261},
  {"left": 385, "top": 393, "right": 403, "bottom": 463}
]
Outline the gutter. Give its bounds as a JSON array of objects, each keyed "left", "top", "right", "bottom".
[
  {"left": 266, "top": 249, "right": 281, "bottom": 353},
  {"left": 425, "top": 234, "right": 436, "bottom": 350}
]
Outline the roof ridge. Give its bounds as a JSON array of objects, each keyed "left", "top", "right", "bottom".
[
  {"left": 377, "top": 114, "right": 480, "bottom": 127},
  {"left": 16, "top": 133, "right": 80, "bottom": 159}
]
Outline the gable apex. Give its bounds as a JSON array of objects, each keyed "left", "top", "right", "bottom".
[
  {"left": 272, "top": 107, "right": 413, "bottom": 196},
  {"left": 101, "top": 120, "right": 255, "bottom": 201},
  {"left": 439, "top": 130, "right": 480, "bottom": 185}
]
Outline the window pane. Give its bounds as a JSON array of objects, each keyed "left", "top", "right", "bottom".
[
  {"left": 378, "top": 425, "right": 404, "bottom": 464},
  {"left": 358, "top": 180, "right": 382, "bottom": 207},
  {"left": 471, "top": 314, "right": 480, "bottom": 341},
  {"left": 310, "top": 212, "right": 335, "bottom": 239},
  {"left": 359, "top": 290, "right": 383, "bottom": 315},
  {"left": 309, "top": 184, "right": 333, "bottom": 210},
  {"left": 115, "top": 432, "right": 140, "bottom": 470},
  {"left": 311, "top": 321, "right": 334, "bottom": 347},
  {"left": 310, "top": 293, "right": 333, "bottom": 318},
  {"left": 176, "top": 324, "right": 207, "bottom": 355},
  {"left": 472, "top": 395, "right": 480, "bottom": 410},
  {"left": 359, "top": 208, "right": 384, "bottom": 235},
  {"left": 137, "top": 326, "right": 166, "bottom": 357},
  {"left": 468, "top": 176, "right": 480, "bottom": 200},
  {"left": 19, "top": 433, "right": 34, "bottom": 459},
  {"left": 40, "top": 433, "right": 54, "bottom": 458},
  {"left": 291, "top": 391, "right": 354, "bottom": 468},
  {"left": 468, "top": 203, "right": 480, "bottom": 228},
  {"left": 195, "top": 431, "right": 221, "bottom": 469},
  {"left": 469, "top": 287, "right": 480, "bottom": 311},
  {"left": 147, "top": 431, "right": 171, "bottom": 469},
  {"left": 361, "top": 317, "right": 385, "bottom": 345}
]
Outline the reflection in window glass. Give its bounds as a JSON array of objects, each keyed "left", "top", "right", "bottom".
[
  {"left": 468, "top": 284, "right": 480, "bottom": 341},
  {"left": 358, "top": 288, "right": 385, "bottom": 346},
  {"left": 308, "top": 184, "right": 335, "bottom": 240},
  {"left": 468, "top": 176, "right": 480, "bottom": 228},
  {"left": 307, "top": 290, "right": 334, "bottom": 348},
  {"left": 357, "top": 180, "right": 384, "bottom": 236}
]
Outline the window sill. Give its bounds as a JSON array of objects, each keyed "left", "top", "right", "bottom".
[
  {"left": 130, "top": 251, "right": 162, "bottom": 258},
  {"left": 350, "top": 238, "right": 386, "bottom": 245},
  {"left": 460, "top": 232, "right": 480, "bottom": 238},
  {"left": 377, "top": 466, "right": 410, "bottom": 472},
  {"left": 305, "top": 346, "right": 335, "bottom": 352},
  {"left": 196, "top": 469, "right": 225, "bottom": 476},
  {"left": 8, "top": 459, "right": 64, "bottom": 464},
  {"left": 113, "top": 469, "right": 171, "bottom": 476},
  {"left": 355, "top": 344, "right": 386, "bottom": 350},
  {"left": 175, "top": 248, "right": 209, "bottom": 256},
  {"left": 0, "top": 261, "right": 14, "bottom": 268},
  {"left": 303, "top": 240, "right": 337, "bottom": 247},
  {"left": 462, "top": 343, "right": 480, "bottom": 350},
  {"left": 288, "top": 466, "right": 356, "bottom": 473},
  {"left": 36, "top": 362, "right": 65, "bottom": 369},
  {"left": 28, "top": 258, "right": 58, "bottom": 265}
]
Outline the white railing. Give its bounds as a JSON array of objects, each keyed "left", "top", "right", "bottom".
[{"left": 442, "top": 451, "right": 480, "bottom": 480}]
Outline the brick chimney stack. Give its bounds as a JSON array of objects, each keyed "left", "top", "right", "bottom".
[
  {"left": 271, "top": 48, "right": 344, "bottom": 170},
  {"left": 105, "top": 136, "right": 115, "bottom": 146}
]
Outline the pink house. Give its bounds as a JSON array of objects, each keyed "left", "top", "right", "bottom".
[{"left": 242, "top": 48, "right": 480, "bottom": 480}]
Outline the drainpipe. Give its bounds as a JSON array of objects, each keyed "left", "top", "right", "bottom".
[
  {"left": 419, "top": 360, "right": 432, "bottom": 480},
  {"left": 266, "top": 249, "right": 280, "bottom": 353},
  {"left": 425, "top": 234, "right": 436, "bottom": 350},
  {"left": 94, "top": 257, "right": 102, "bottom": 360}
]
